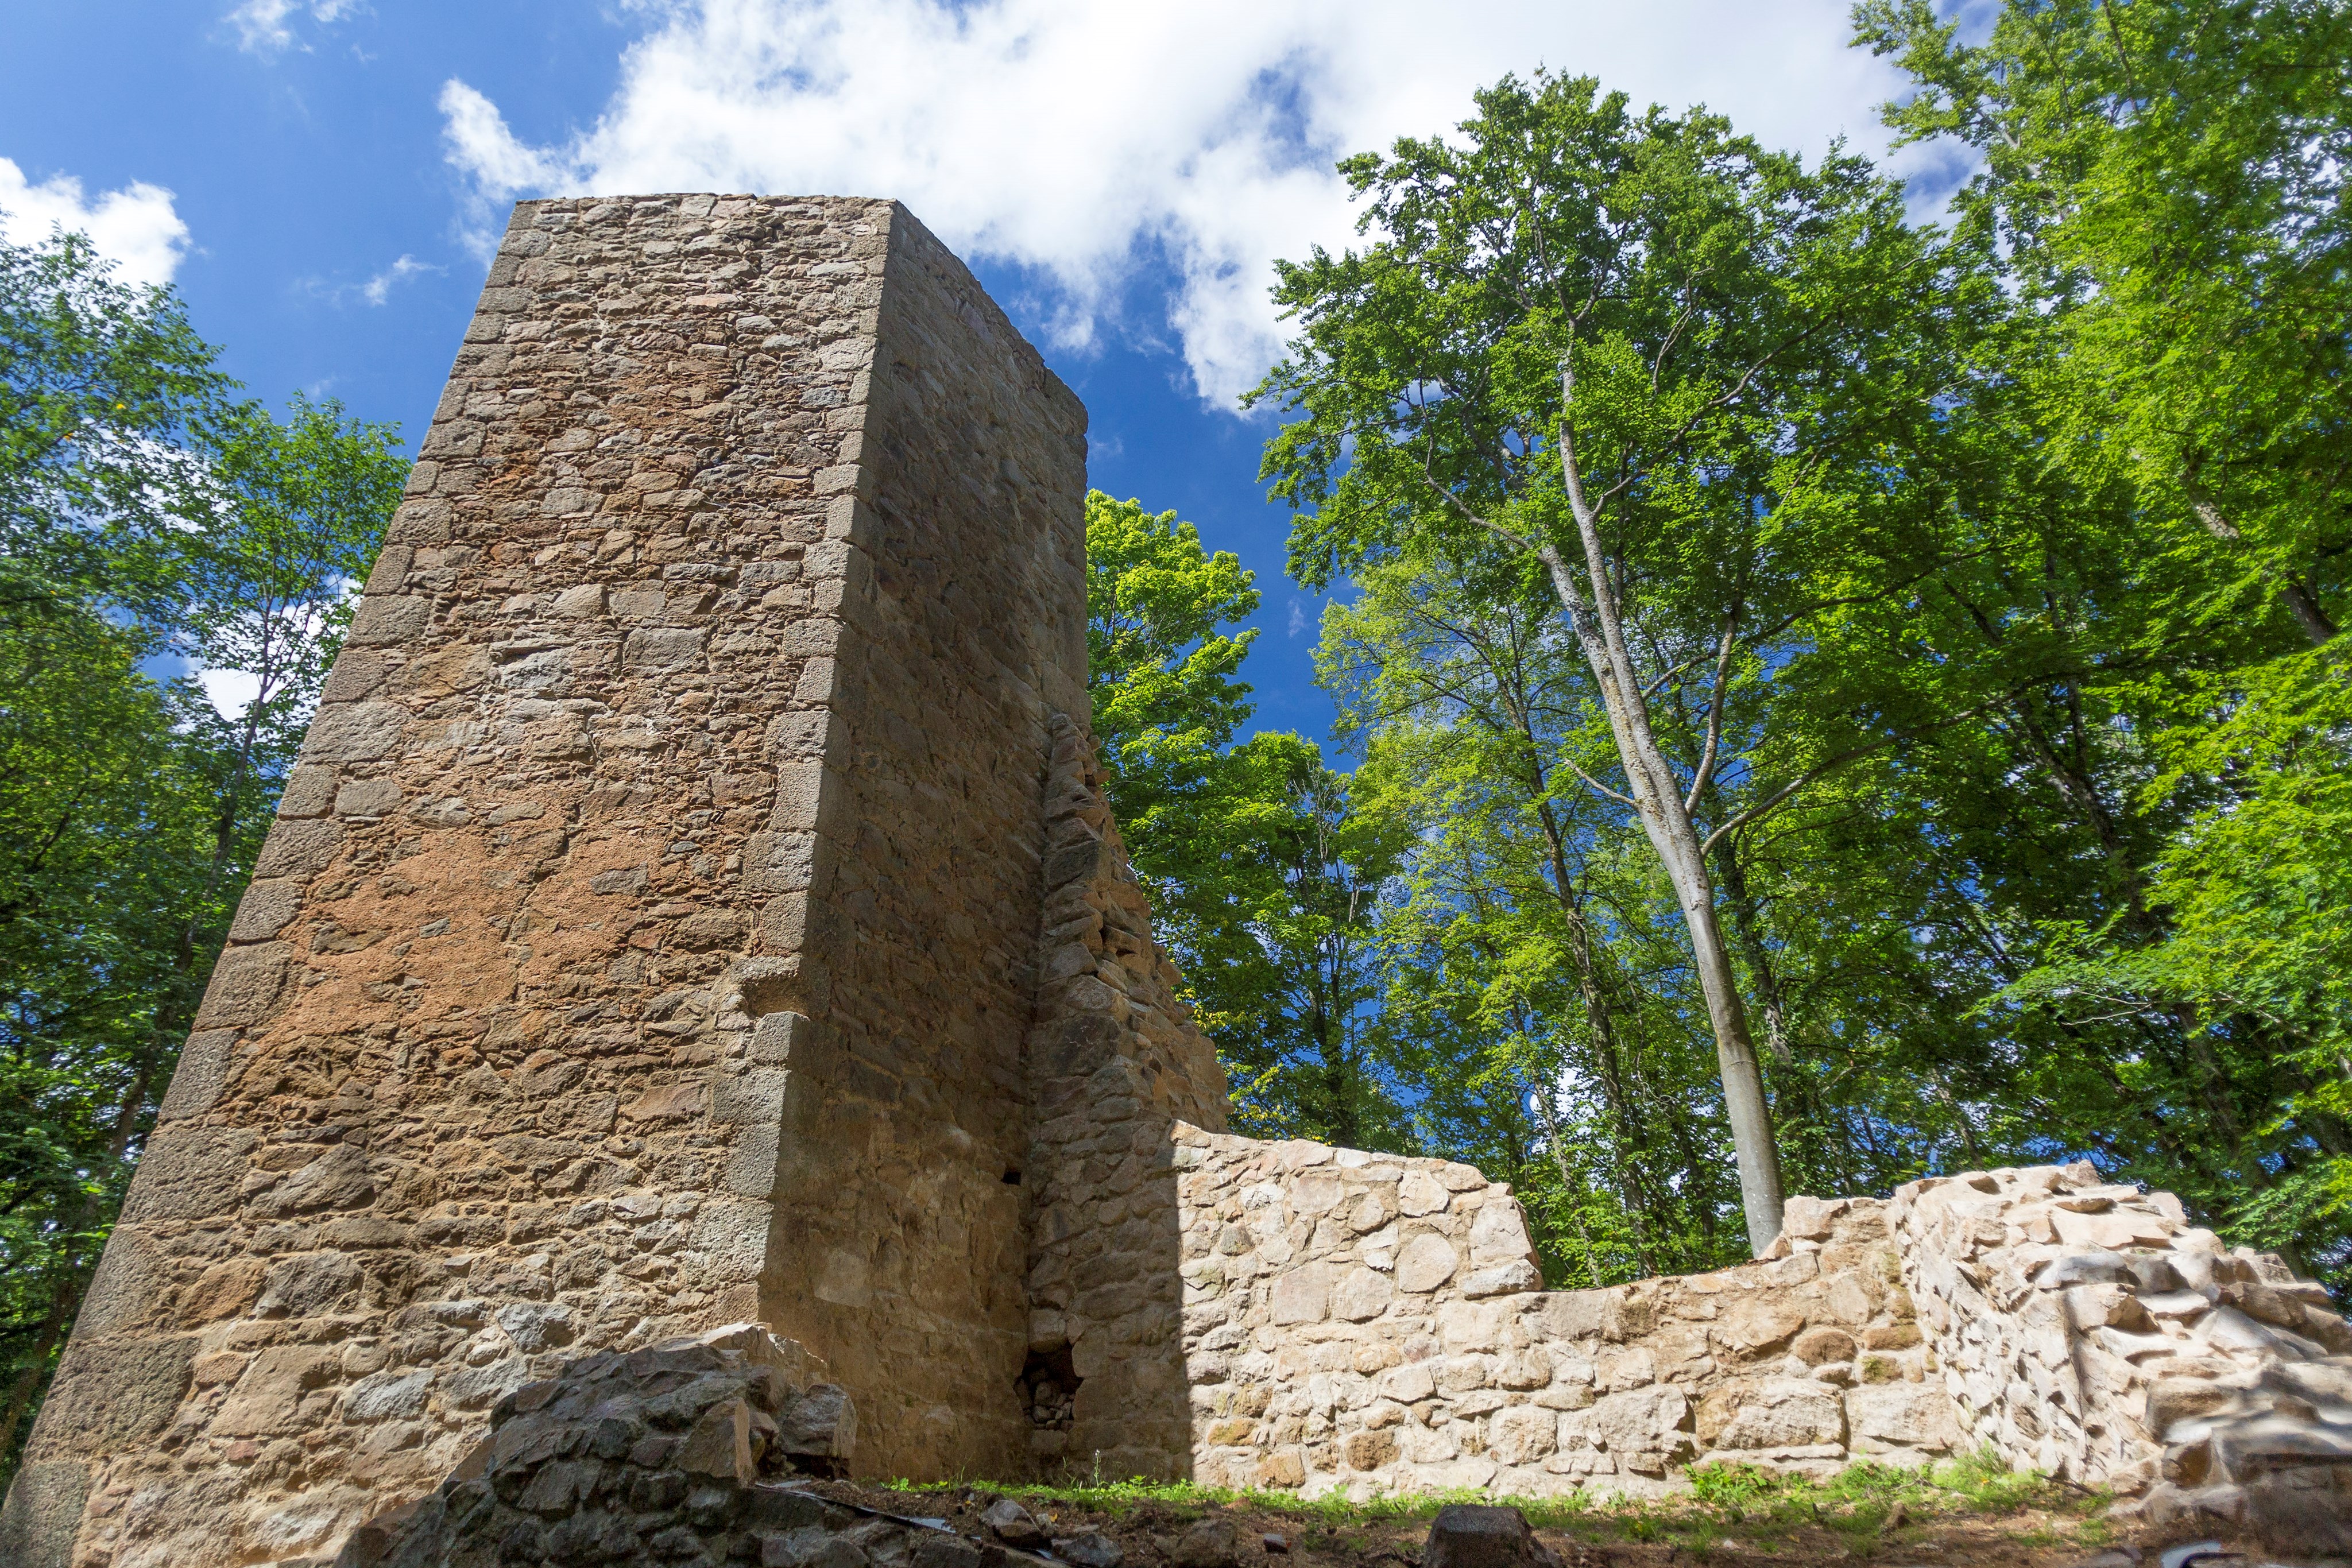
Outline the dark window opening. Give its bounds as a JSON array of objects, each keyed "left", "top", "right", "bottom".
[{"left": 1017, "top": 1343, "right": 1077, "bottom": 1431}]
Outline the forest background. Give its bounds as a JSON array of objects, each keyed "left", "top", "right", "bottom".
[{"left": 2, "top": 0, "right": 2346, "bottom": 1487}]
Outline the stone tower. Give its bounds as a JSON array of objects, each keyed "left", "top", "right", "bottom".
[{"left": 1, "top": 195, "right": 1225, "bottom": 1568}]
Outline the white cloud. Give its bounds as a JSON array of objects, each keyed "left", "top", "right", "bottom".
[
  {"left": 1287, "top": 597, "right": 1311, "bottom": 638},
  {"left": 299, "top": 253, "right": 444, "bottom": 307},
  {"left": 359, "top": 254, "right": 438, "bottom": 304},
  {"left": 199, "top": 666, "right": 264, "bottom": 723},
  {"left": 438, "top": 0, "right": 1960, "bottom": 405},
  {"left": 0, "top": 158, "right": 191, "bottom": 287},
  {"left": 228, "top": 0, "right": 359, "bottom": 55},
  {"left": 439, "top": 80, "right": 572, "bottom": 196}
]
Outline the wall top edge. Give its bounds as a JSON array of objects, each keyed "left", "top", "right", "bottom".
[
  {"left": 496, "top": 195, "right": 1084, "bottom": 429},
  {"left": 506, "top": 193, "right": 899, "bottom": 214}
]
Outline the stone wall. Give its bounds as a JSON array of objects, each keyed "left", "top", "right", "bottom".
[
  {"left": 1168, "top": 1134, "right": 2352, "bottom": 1544},
  {"left": 0, "top": 193, "right": 1091, "bottom": 1568},
  {"left": 1020, "top": 720, "right": 1229, "bottom": 1482},
  {"left": 1171, "top": 1130, "right": 1955, "bottom": 1501},
  {"left": 749, "top": 197, "right": 1091, "bottom": 1482},
  {"left": 1885, "top": 1163, "right": 2352, "bottom": 1546}
]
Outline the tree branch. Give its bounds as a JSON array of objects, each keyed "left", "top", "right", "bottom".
[
  {"left": 1556, "top": 752, "right": 1640, "bottom": 810},
  {"left": 1699, "top": 700, "right": 1997, "bottom": 857},
  {"left": 1685, "top": 600, "right": 1744, "bottom": 812}
]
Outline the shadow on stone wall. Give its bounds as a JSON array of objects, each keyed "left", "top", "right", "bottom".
[
  {"left": 751, "top": 200, "right": 1087, "bottom": 1484},
  {"left": 1021, "top": 717, "right": 1228, "bottom": 1481}
]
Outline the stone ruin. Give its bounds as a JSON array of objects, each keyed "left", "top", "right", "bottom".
[{"left": 2, "top": 194, "right": 2348, "bottom": 1566}]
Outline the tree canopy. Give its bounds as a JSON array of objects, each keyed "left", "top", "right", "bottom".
[{"left": 1101, "top": 0, "right": 2351, "bottom": 1291}]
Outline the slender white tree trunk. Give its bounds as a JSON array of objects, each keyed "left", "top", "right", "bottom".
[{"left": 1539, "top": 367, "right": 1788, "bottom": 1256}]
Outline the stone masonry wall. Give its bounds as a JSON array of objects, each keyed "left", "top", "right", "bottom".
[
  {"left": 750, "top": 200, "right": 1090, "bottom": 1481},
  {"left": 1021, "top": 719, "right": 1229, "bottom": 1482},
  {"left": 0, "top": 193, "right": 1089, "bottom": 1568},
  {"left": 1171, "top": 1136, "right": 2352, "bottom": 1544},
  {"left": 1002, "top": 748, "right": 2352, "bottom": 1532},
  {"left": 1173, "top": 1131, "right": 1954, "bottom": 1501},
  {"left": 1885, "top": 1163, "right": 2352, "bottom": 1547}
]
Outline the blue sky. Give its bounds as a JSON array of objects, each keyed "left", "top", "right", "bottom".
[{"left": 0, "top": 0, "right": 1964, "bottom": 746}]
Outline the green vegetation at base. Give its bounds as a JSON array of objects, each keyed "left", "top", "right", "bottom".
[{"left": 877, "top": 1449, "right": 2099, "bottom": 1554}]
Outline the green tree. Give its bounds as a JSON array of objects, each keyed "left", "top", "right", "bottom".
[
  {"left": 1855, "top": 0, "right": 2352, "bottom": 1283},
  {"left": 1209, "top": 735, "right": 1411, "bottom": 1148},
  {"left": 1082, "top": 491, "right": 1409, "bottom": 1148},
  {"left": 163, "top": 393, "right": 403, "bottom": 1005},
  {"left": 1085, "top": 490, "right": 1260, "bottom": 873},
  {"left": 0, "top": 622, "right": 225, "bottom": 1466},
  {"left": 1251, "top": 72, "right": 1987, "bottom": 1252},
  {"left": 0, "top": 227, "right": 223, "bottom": 615},
  {"left": 1858, "top": 0, "right": 2350, "bottom": 648},
  {"left": 0, "top": 226, "right": 404, "bottom": 1479}
]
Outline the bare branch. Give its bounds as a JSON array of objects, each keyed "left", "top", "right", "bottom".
[
  {"left": 1556, "top": 752, "right": 1640, "bottom": 810},
  {"left": 1685, "top": 600, "right": 1744, "bottom": 812},
  {"left": 1415, "top": 462, "right": 1534, "bottom": 555}
]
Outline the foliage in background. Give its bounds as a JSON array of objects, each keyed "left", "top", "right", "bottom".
[
  {"left": 1859, "top": 0, "right": 2349, "bottom": 650},
  {"left": 0, "top": 222, "right": 403, "bottom": 1485},
  {"left": 1245, "top": 69, "right": 2005, "bottom": 1255},
  {"left": 1326, "top": 545, "right": 1774, "bottom": 1283},
  {"left": 1084, "top": 493, "right": 1410, "bottom": 1148},
  {"left": 1848, "top": 0, "right": 2352, "bottom": 1283},
  {"left": 1097, "top": 1, "right": 2351, "bottom": 1295}
]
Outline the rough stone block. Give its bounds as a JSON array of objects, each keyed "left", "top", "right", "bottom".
[
  {"left": 1421, "top": 1505, "right": 1558, "bottom": 1568},
  {"left": 193, "top": 940, "right": 290, "bottom": 1028},
  {"left": 1396, "top": 1233, "right": 1460, "bottom": 1294},
  {"left": 156, "top": 1028, "right": 239, "bottom": 1121},
  {"left": 0, "top": 1460, "right": 86, "bottom": 1568},
  {"left": 117, "top": 1127, "right": 254, "bottom": 1224},
  {"left": 346, "top": 595, "right": 432, "bottom": 646},
  {"left": 301, "top": 700, "right": 409, "bottom": 763},
  {"left": 28, "top": 1338, "right": 196, "bottom": 1458},
  {"left": 1845, "top": 1383, "right": 1962, "bottom": 1453}
]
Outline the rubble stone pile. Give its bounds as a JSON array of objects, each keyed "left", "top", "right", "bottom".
[{"left": 335, "top": 1323, "right": 852, "bottom": 1566}]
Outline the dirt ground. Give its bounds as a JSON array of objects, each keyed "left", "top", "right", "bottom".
[{"left": 804, "top": 1478, "right": 2310, "bottom": 1568}]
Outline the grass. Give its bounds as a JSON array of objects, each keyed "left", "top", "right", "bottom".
[
  {"left": 1666, "top": 1451, "right": 2088, "bottom": 1553},
  {"left": 876, "top": 1447, "right": 2107, "bottom": 1555}
]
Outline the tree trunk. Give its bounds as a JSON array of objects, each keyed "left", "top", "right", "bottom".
[
  {"left": 1713, "top": 832, "right": 1790, "bottom": 1065},
  {"left": 2187, "top": 495, "right": 2338, "bottom": 645},
  {"left": 0, "top": 1269, "right": 81, "bottom": 1465},
  {"left": 1537, "top": 382, "right": 1786, "bottom": 1253},
  {"left": 1535, "top": 591, "right": 1782, "bottom": 1249}
]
